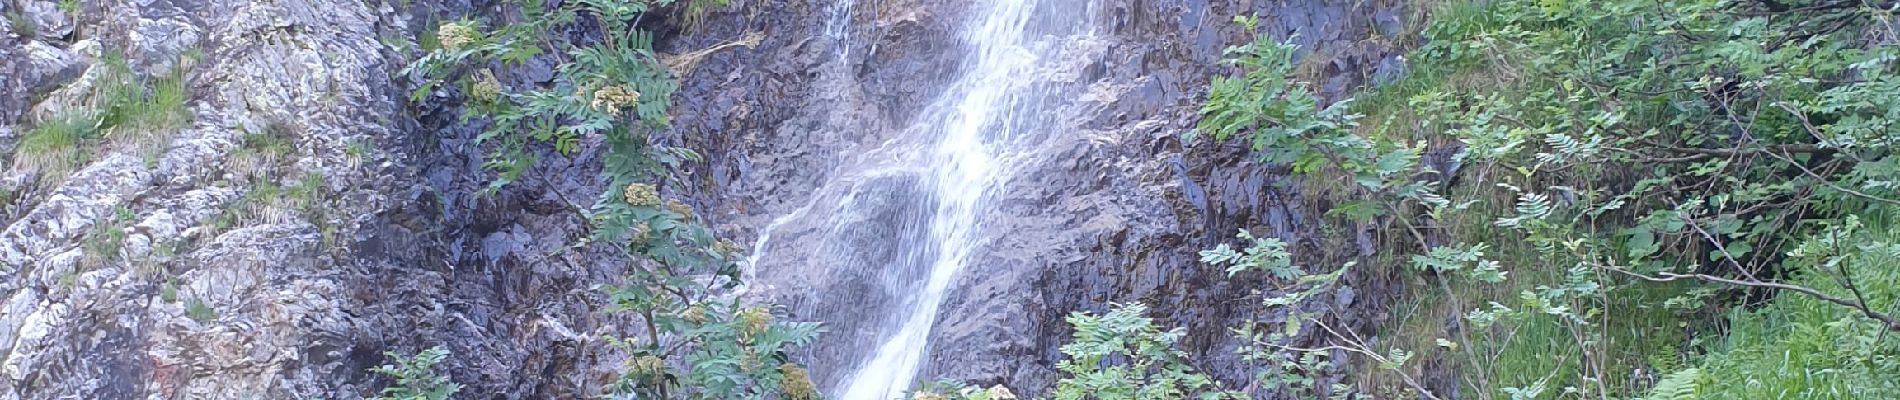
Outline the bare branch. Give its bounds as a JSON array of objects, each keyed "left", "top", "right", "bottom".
[{"left": 1603, "top": 267, "right": 1900, "bottom": 331}]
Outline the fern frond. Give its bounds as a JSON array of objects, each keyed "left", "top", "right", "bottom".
[{"left": 1642, "top": 368, "right": 1701, "bottom": 400}]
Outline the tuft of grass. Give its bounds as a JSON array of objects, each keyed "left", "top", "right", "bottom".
[
  {"left": 6, "top": 11, "right": 35, "bottom": 39},
  {"left": 228, "top": 123, "right": 296, "bottom": 180},
  {"left": 417, "top": 18, "right": 442, "bottom": 52},
  {"left": 159, "top": 278, "right": 179, "bottom": 303},
  {"left": 81, "top": 205, "right": 135, "bottom": 268},
  {"left": 82, "top": 224, "right": 126, "bottom": 266},
  {"left": 185, "top": 298, "right": 216, "bottom": 322},
  {"left": 287, "top": 172, "right": 326, "bottom": 206},
  {"left": 10, "top": 50, "right": 197, "bottom": 187},
  {"left": 136, "top": 240, "right": 176, "bottom": 276},
  {"left": 14, "top": 115, "right": 101, "bottom": 177},
  {"left": 345, "top": 138, "right": 370, "bottom": 159},
  {"left": 201, "top": 171, "right": 329, "bottom": 240},
  {"left": 95, "top": 51, "right": 193, "bottom": 134}
]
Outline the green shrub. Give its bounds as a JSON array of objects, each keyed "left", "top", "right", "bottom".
[
  {"left": 1052, "top": 303, "right": 1243, "bottom": 400},
  {"left": 1194, "top": 0, "right": 1900, "bottom": 398},
  {"left": 369, "top": 346, "right": 461, "bottom": 400},
  {"left": 404, "top": 0, "right": 815, "bottom": 398},
  {"left": 1682, "top": 214, "right": 1900, "bottom": 399}
]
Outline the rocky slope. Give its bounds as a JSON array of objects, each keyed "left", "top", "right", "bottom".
[{"left": 0, "top": 0, "right": 1409, "bottom": 398}]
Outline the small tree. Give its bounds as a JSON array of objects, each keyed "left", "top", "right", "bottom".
[
  {"left": 369, "top": 346, "right": 461, "bottom": 400},
  {"left": 1053, "top": 303, "right": 1245, "bottom": 400}
]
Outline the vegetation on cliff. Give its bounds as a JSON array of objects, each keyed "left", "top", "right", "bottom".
[
  {"left": 1186, "top": 0, "right": 1900, "bottom": 398},
  {"left": 399, "top": 0, "right": 819, "bottom": 398}
]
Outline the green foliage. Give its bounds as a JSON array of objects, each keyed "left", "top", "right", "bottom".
[
  {"left": 1197, "top": 0, "right": 1900, "bottom": 398},
  {"left": 1200, "top": 229, "right": 1296, "bottom": 279},
  {"left": 82, "top": 205, "right": 135, "bottom": 267},
  {"left": 369, "top": 346, "right": 462, "bottom": 400},
  {"left": 7, "top": 11, "right": 35, "bottom": 39},
  {"left": 345, "top": 138, "right": 371, "bottom": 159},
  {"left": 404, "top": 1, "right": 814, "bottom": 398},
  {"left": 907, "top": 381, "right": 1022, "bottom": 400},
  {"left": 228, "top": 123, "right": 296, "bottom": 180},
  {"left": 403, "top": 0, "right": 680, "bottom": 194},
  {"left": 11, "top": 49, "right": 194, "bottom": 184},
  {"left": 1684, "top": 215, "right": 1900, "bottom": 399},
  {"left": 1194, "top": 16, "right": 1361, "bottom": 171},
  {"left": 185, "top": 298, "right": 215, "bottom": 322},
  {"left": 56, "top": 0, "right": 81, "bottom": 15},
  {"left": 1053, "top": 303, "right": 1243, "bottom": 400},
  {"left": 15, "top": 115, "right": 100, "bottom": 175},
  {"left": 1641, "top": 368, "right": 1701, "bottom": 400},
  {"left": 159, "top": 278, "right": 179, "bottom": 303},
  {"left": 600, "top": 302, "right": 821, "bottom": 399},
  {"left": 94, "top": 50, "right": 194, "bottom": 133}
]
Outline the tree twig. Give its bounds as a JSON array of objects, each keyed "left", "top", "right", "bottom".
[{"left": 1603, "top": 267, "right": 1900, "bottom": 331}]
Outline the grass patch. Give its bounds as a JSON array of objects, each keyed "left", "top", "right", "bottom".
[
  {"left": 6, "top": 11, "right": 35, "bottom": 38},
  {"left": 14, "top": 115, "right": 102, "bottom": 177},
  {"left": 417, "top": 17, "right": 442, "bottom": 52},
  {"left": 345, "top": 138, "right": 370, "bottom": 159},
  {"left": 201, "top": 171, "right": 330, "bottom": 240},
  {"left": 95, "top": 50, "right": 194, "bottom": 150},
  {"left": 81, "top": 220, "right": 127, "bottom": 266},
  {"left": 159, "top": 278, "right": 179, "bottom": 303},
  {"left": 9, "top": 49, "right": 196, "bottom": 187},
  {"left": 80, "top": 205, "right": 136, "bottom": 268},
  {"left": 227, "top": 122, "right": 296, "bottom": 180},
  {"left": 185, "top": 298, "right": 216, "bottom": 322}
]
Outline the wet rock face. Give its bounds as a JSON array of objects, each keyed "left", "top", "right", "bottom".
[
  {"left": 945, "top": 3, "right": 1410, "bottom": 395},
  {"left": 673, "top": 0, "right": 1411, "bottom": 397}
]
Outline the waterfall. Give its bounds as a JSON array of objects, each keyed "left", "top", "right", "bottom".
[
  {"left": 830, "top": 1, "right": 1098, "bottom": 398},
  {"left": 743, "top": 0, "right": 1103, "bottom": 397},
  {"left": 825, "top": 0, "right": 857, "bottom": 59}
]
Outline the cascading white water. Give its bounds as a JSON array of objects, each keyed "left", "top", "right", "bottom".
[
  {"left": 740, "top": 0, "right": 1102, "bottom": 397},
  {"left": 825, "top": 0, "right": 858, "bottom": 59},
  {"left": 833, "top": 1, "right": 1091, "bottom": 398}
]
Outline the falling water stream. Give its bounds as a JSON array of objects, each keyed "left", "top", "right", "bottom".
[
  {"left": 748, "top": 0, "right": 1102, "bottom": 398},
  {"left": 831, "top": 1, "right": 1098, "bottom": 398},
  {"left": 824, "top": 0, "right": 858, "bottom": 59}
]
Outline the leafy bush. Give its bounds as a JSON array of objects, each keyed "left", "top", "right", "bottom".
[
  {"left": 1052, "top": 303, "right": 1244, "bottom": 400},
  {"left": 1689, "top": 214, "right": 1900, "bottom": 398},
  {"left": 1194, "top": 0, "right": 1900, "bottom": 398},
  {"left": 907, "top": 381, "right": 1022, "bottom": 400},
  {"left": 404, "top": 0, "right": 813, "bottom": 398},
  {"left": 369, "top": 346, "right": 462, "bottom": 400}
]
